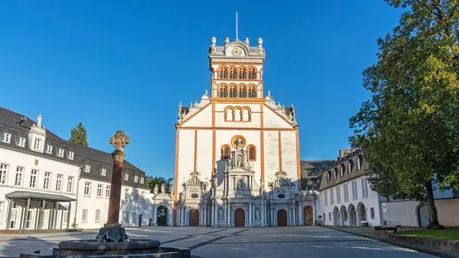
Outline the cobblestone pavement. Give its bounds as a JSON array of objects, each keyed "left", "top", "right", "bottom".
[{"left": 0, "top": 226, "right": 438, "bottom": 257}]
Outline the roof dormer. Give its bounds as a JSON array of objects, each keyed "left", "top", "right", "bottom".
[{"left": 28, "top": 114, "right": 46, "bottom": 153}]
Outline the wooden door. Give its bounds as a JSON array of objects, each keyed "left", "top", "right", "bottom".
[
  {"left": 189, "top": 209, "right": 199, "bottom": 226},
  {"left": 277, "top": 209, "right": 287, "bottom": 226},
  {"left": 234, "top": 208, "right": 245, "bottom": 227},
  {"left": 304, "top": 206, "right": 313, "bottom": 225}
]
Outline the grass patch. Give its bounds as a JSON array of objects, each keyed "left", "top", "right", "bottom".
[{"left": 397, "top": 228, "right": 459, "bottom": 241}]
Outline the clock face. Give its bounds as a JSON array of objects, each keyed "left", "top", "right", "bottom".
[{"left": 230, "top": 47, "right": 244, "bottom": 57}]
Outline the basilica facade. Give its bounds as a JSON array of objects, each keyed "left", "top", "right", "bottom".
[{"left": 173, "top": 36, "right": 318, "bottom": 227}]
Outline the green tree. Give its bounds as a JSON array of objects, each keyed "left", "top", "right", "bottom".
[
  {"left": 147, "top": 176, "right": 173, "bottom": 193},
  {"left": 69, "top": 122, "right": 88, "bottom": 147},
  {"left": 350, "top": 0, "right": 459, "bottom": 229}
]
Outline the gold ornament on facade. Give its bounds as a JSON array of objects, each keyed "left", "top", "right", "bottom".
[
  {"left": 231, "top": 47, "right": 244, "bottom": 57},
  {"left": 230, "top": 135, "right": 247, "bottom": 149}
]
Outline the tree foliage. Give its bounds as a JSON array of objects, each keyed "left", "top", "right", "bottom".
[
  {"left": 350, "top": 0, "right": 459, "bottom": 229},
  {"left": 69, "top": 122, "right": 88, "bottom": 147},
  {"left": 147, "top": 176, "right": 173, "bottom": 193}
]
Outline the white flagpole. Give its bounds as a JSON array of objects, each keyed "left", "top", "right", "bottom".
[{"left": 236, "top": 12, "right": 238, "bottom": 40}]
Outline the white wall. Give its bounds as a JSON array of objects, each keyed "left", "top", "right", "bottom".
[
  {"left": 75, "top": 178, "right": 154, "bottom": 229},
  {"left": 381, "top": 198, "right": 459, "bottom": 227},
  {"left": 321, "top": 176, "right": 382, "bottom": 227}
]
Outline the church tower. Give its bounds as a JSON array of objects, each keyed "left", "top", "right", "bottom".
[
  {"left": 174, "top": 34, "right": 305, "bottom": 228},
  {"left": 208, "top": 36, "right": 265, "bottom": 100}
]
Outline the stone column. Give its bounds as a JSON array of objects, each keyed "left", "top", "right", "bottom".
[
  {"left": 153, "top": 205, "right": 157, "bottom": 226},
  {"left": 22, "top": 198, "right": 30, "bottom": 230},
  {"left": 96, "top": 130, "right": 130, "bottom": 242},
  {"left": 261, "top": 200, "right": 264, "bottom": 227},
  {"left": 168, "top": 208, "right": 173, "bottom": 226}
]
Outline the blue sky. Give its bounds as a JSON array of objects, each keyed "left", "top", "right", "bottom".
[{"left": 0, "top": 1, "right": 403, "bottom": 178}]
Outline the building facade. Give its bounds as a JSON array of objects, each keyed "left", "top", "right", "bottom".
[
  {"left": 319, "top": 149, "right": 384, "bottom": 227},
  {"left": 0, "top": 107, "right": 153, "bottom": 230},
  {"left": 174, "top": 36, "right": 316, "bottom": 227}
]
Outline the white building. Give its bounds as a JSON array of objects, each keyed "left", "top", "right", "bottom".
[
  {"left": 173, "top": 36, "right": 317, "bottom": 227},
  {"left": 319, "top": 148, "right": 459, "bottom": 228},
  {"left": 0, "top": 107, "right": 154, "bottom": 230},
  {"left": 319, "top": 149, "right": 384, "bottom": 227}
]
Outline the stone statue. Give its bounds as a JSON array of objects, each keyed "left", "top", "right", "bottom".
[
  {"left": 37, "top": 114, "right": 42, "bottom": 127},
  {"left": 255, "top": 208, "right": 260, "bottom": 220},
  {"left": 237, "top": 155, "right": 242, "bottom": 167},
  {"left": 218, "top": 208, "right": 223, "bottom": 220},
  {"left": 211, "top": 36, "right": 216, "bottom": 46},
  {"left": 235, "top": 138, "right": 243, "bottom": 150},
  {"left": 161, "top": 184, "right": 165, "bottom": 193},
  {"left": 258, "top": 37, "right": 263, "bottom": 47},
  {"left": 245, "top": 37, "right": 249, "bottom": 45},
  {"left": 225, "top": 37, "right": 230, "bottom": 46},
  {"left": 153, "top": 184, "right": 159, "bottom": 194},
  {"left": 213, "top": 177, "right": 218, "bottom": 189},
  {"left": 237, "top": 179, "right": 244, "bottom": 190}
]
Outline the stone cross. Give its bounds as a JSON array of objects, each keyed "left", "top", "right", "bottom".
[
  {"left": 107, "top": 130, "right": 129, "bottom": 225},
  {"left": 110, "top": 130, "right": 130, "bottom": 153}
]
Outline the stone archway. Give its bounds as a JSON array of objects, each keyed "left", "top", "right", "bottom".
[
  {"left": 333, "top": 207, "right": 340, "bottom": 226},
  {"left": 348, "top": 204, "right": 357, "bottom": 226},
  {"left": 304, "top": 206, "right": 313, "bottom": 226},
  {"left": 339, "top": 206, "right": 347, "bottom": 226},
  {"left": 277, "top": 209, "right": 287, "bottom": 226},
  {"left": 157, "top": 206, "right": 168, "bottom": 226},
  {"left": 189, "top": 209, "right": 199, "bottom": 226},
  {"left": 357, "top": 202, "right": 366, "bottom": 225},
  {"left": 234, "top": 208, "right": 245, "bottom": 227}
]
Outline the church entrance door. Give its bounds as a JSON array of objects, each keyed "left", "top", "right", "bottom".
[
  {"left": 189, "top": 209, "right": 199, "bottom": 226},
  {"left": 304, "top": 206, "right": 313, "bottom": 225},
  {"left": 234, "top": 208, "right": 245, "bottom": 227},
  {"left": 277, "top": 209, "right": 287, "bottom": 226}
]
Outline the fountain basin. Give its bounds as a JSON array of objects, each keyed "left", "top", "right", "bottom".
[{"left": 19, "top": 239, "right": 190, "bottom": 258}]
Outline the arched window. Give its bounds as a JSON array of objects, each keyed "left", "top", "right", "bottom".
[
  {"left": 219, "top": 67, "right": 228, "bottom": 79},
  {"left": 225, "top": 107, "right": 234, "bottom": 121},
  {"left": 219, "top": 85, "right": 228, "bottom": 97},
  {"left": 327, "top": 171, "right": 331, "bottom": 182},
  {"left": 221, "top": 145, "right": 231, "bottom": 159},
  {"left": 239, "top": 85, "right": 247, "bottom": 98},
  {"left": 247, "top": 145, "right": 256, "bottom": 161},
  {"left": 333, "top": 168, "right": 338, "bottom": 180},
  {"left": 229, "top": 85, "right": 237, "bottom": 98},
  {"left": 248, "top": 67, "right": 257, "bottom": 79},
  {"left": 234, "top": 108, "right": 242, "bottom": 121},
  {"left": 339, "top": 165, "right": 344, "bottom": 177},
  {"left": 248, "top": 86, "right": 257, "bottom": 98},
  {"left": 229, "top": 67, "right": 238, "bottom": 79},
  {"left": 239, "top": 67, "right": 247, "bottom": 79},
  {"left": 242, "top": 108, "right": 250, "bottom": 121}
]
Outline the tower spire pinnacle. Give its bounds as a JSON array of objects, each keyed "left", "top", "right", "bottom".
[{"left": 236, "top": 12, "right": 238, "bottom": 40}]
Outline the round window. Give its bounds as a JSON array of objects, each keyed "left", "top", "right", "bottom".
[
  {"left": 278, "top": 194, "right": 285, "bottom": 199},
  {"left": 191, "top": 193, "right": 199, "bottom": 198}
]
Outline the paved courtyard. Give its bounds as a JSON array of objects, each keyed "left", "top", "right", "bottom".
[{"left": 0, "top": 226, "right": 438, "bottom": 257}]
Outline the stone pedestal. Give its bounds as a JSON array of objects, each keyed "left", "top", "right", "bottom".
[{"left": 96, "top": 223, "right": 128, "bottom": 243}]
